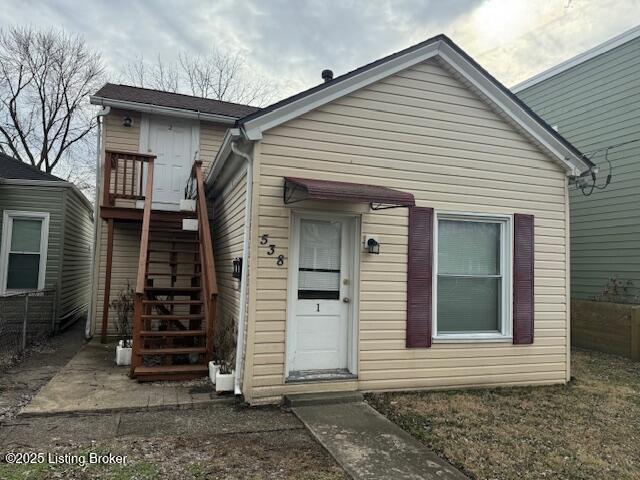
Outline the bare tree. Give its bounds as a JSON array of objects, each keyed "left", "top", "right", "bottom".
[
  {"left": 0, "top": 26, "right": 104, "bottom": 173},
  {"left": 124, "top": 53, "right": 179, "bottom": 94},
  {"left": 124, "top": 47, "right": 272, "bottom": 106}
]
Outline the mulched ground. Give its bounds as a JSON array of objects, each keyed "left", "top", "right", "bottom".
[{"left": 367, "top": 348, "right": 640, "bottom": 480}]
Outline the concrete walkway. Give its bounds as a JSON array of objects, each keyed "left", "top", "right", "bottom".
[
  {"left": 0, "top": 321, "right": 86, "bottom": 422},
  {"left": 21, "top": 340, "right": 223, "bottom": 416},
  {"left": 293, "top": 401, "right": 467, "bottom": 480}
]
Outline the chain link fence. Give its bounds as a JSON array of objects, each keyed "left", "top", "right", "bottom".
[{"left": 0, "top": 289, "right": 56, "bottom": 367}]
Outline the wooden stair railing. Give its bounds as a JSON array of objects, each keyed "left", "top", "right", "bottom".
[
  {"left": 103, "top": 150, "right": 156, "bottom": 207},
  {"left": 129, "top": 156, "right": 155, "bottom": 378},
  {"left": 192, "top": 160, "right": 218, "bottom": 363},
  {"left": 126, "top": 159, "right": 217, "bottom": 381}
]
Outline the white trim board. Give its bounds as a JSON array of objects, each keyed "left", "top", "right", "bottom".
[
  {"left": 89, "top": 96, "right": 238, "bottom": 125},
  {"left": 512, "top": 24, "right": 640, "bottom": 93},
  {"left": 239, "top": 38, "right": 591, "bottom": 175},
  {"left": 0, "top": 210, "right": 50, "bottom": 294}
]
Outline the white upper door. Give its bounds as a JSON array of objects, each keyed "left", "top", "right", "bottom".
[
  {"left": 288, "top": 214, "right": 355, "bottom": 374},
  {"left": 146, "top": 116, "right": 197, "bottom": 210}
]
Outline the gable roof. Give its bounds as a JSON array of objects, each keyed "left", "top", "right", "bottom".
[
  {"left": 91, "top": 84, "right": 260, "bottom": 123},
  {"left": 512, "top": 25, "right": 640, "bottom": 93},
  {"left": 237, "top": 34, "right": 593, "bottom": 174},
  {"left": 0, "top": 153, "right": 64, "bottom": 181}
]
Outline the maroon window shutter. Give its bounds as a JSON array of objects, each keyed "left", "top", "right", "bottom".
[
  {"left": 513, "top": 213, "right": 534, "bottom": 344},
  {"left": 406, "top": 206, "right": 434, "bottom": 348}
]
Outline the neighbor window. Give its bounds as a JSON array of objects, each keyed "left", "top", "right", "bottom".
[
  {"left": 1, "top": 212, "right": 49, "bottom": 293},
  {"left": 435, "top": 214, "right": 510, "bottom": 339}
]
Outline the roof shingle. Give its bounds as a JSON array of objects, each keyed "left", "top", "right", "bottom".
[
  {"left": 92, "top": 84, "right": 260, "bottom": 119},
  {"left": 0, "top": 153, "right": 64, "bottom": 181}
]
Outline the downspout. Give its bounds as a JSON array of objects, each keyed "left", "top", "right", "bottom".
[
  {"left": 85, "top": 106, "right": 111, "bottom": 340},
  {"left": 230, "top": 141, "right": 253, "bottom": 395}
]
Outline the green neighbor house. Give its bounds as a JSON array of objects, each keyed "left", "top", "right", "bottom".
[
  {"left": 0, "top": 153, "right": 94, "bottom": 331},
  {"left": 514, "top": 25, "right": 640, "bottom": 357}
]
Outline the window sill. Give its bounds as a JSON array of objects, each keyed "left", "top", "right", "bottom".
[{"left": 433, "top": 336, "right": 513, "bottom": 344}]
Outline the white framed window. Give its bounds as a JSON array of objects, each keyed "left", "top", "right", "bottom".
[
  {"left": 0, "top": 211, "right": 50, "bottom": 294},
  {"left": 433, "top": 212, "right": 512, "bottom": 341}
]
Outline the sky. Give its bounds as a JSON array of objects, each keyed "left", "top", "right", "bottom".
[{"left": 2, "top": 0, "right": 639, "bottom": 103}]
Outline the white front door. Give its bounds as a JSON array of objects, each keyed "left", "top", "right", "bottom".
[
  {"left": 146, "top": 116, "right": 197, "bottom": 210},
  {"left": 288, "top": 213, "right": 357, "bottom": 374}
]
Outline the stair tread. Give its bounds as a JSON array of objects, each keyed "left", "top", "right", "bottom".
[
  {"left": 150, "top": 238, "right": 198, "bottom": 243},
  {"left": 147, "top": 260, "right": 201, "bottom": 264},
  {"left": 141, "top": 314, "right": 204, "bottom": 320},
  {"left": 148, "top": 248, "right": 199, "bottom": 254},
  {"left": 150, "top": 228, "right": 199, "bottom": 233},
  {"left": 147, "top": 272, "right": 201, "bottom": 276},
  {"left": 139, "top": 330, "right": 206, "bottom": 337},
  {"left": 145, "top": 286, "right": 201, "bottom": 292},
  {"left": 139, "top": 347, "right": 206, "bottom": 355},
  {"left": 134, "top": 365, "right": 208, "bottom": 374},
  {"left": 142, "top": 300, "right": 203, "bottom": 305}
]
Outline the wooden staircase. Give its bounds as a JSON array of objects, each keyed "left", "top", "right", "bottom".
[{"left": 129, "top": 160, "right": 217, "bottom": 381}]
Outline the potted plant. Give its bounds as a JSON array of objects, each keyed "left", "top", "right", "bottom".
[
  {"left": 110, "top": 283, "right": 134, "bottom": 366},
  {"left": 214, "top": 314, "right": 236, "bottom": 392}
]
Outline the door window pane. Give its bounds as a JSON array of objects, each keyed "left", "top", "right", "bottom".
[
  {"left": 10, "top": 219, "right": 42, "bottom": 252},
  {"left": 298, "top": 220, "right": 341, "bottom": 300},
  {"left": 7, "top": 253, "right": 40, "bottom": 289}
]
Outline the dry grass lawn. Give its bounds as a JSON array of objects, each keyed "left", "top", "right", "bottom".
[{"left": 368, "top": 349, "right": 640, "bottom": 480}]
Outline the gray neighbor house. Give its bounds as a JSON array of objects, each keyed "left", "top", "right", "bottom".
[
  {"left": 0, "top": 153, "right": 94, "bottom": 333},
  {"left": 514, "top": 25, "right": 640, "bottom": 358}
]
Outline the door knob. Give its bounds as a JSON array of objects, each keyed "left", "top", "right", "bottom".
[{"left": 343, "top": 297, "right": 350, "bottom": 303}]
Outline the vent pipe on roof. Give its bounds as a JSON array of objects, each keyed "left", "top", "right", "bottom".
[{"left": 321, "top": 69, "right": 333, "bottom": 83}]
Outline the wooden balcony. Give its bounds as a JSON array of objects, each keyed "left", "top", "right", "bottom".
[{"left": 100, "top": 150, "right": 171, "bottom": 221}]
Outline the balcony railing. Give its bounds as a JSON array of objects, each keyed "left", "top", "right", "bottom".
[{"left": 103, "top": 150, "right": 156, "bottom": 207}]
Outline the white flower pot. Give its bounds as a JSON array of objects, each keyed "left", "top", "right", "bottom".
[
  {"left": 182, "top": 218, "right": 198, "bottom": 231},
  {"left": 180, "top": 199, "right": 196, "bottom": 212},
  {"left": 115, "top": 341, "right": 132, "bottom": 366},
  {"left": 215, "top": 370, "right": 235, "bottom": 393},
  {"left": 208, "top": 361, "right": 220, "bottom": 385}
]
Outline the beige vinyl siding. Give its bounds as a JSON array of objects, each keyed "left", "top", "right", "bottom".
[
  {"left": 246, "top": 58, "right": 569, "bottom": 402},
  {"left": 103, "top": 109, "right": 142, "bottom": 209},
  {"left": 200, "top": 122, "right": 227, "bottom": 173},
  {"left": 95, "top": 221, "right": 141, "bottom": 337},
  {"left": 211, "top": 158, "right": 247, "bottom": 343},
  {"left": 94, "top": 109, "right": 142, "bottom": 336},
  {"left": 58, "top": 189, "right": 93, "bottom": 324},
  {"left": 104, "top": 109, "right": 141, "bottom": 152}
]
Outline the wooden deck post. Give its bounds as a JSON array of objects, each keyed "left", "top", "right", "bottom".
[{"left": 101, "top": 218, "right": 115, "bottom": 343}]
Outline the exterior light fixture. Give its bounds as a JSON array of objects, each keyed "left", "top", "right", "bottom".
[
  {"left": 364, "top": 235, "right": 380, "bottom": 255},
  {"left": 232, "top": 257, "right": 242, "bottom": 279},
  {"left": 123, "top": 115, "right": 133, "bottom": 128}
]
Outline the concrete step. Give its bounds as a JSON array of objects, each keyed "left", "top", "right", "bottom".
[{"left": 284, "top": 391, "right": 364, "bottom": 408}]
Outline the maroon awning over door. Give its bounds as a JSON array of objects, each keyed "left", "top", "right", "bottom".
[{"left": 283, "top": 177, "right": 415, "bottom": 208}]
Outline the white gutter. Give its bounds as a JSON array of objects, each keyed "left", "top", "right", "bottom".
[
  {"left": 89, "top": 96, "right": 237, "bottom": 125},
  {"left": 86, "top": 106, "right": 111, "bottom": 340},
  {"left": 230, "top": 140, "right": 253, "bottom": 396},
  {"left": 206, "top": 128, "right": 241, "bottom": 186}
]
